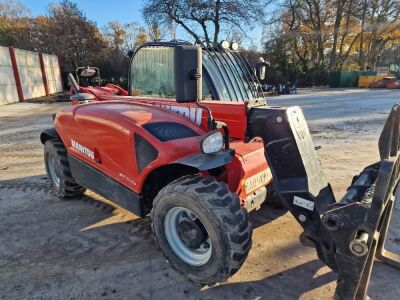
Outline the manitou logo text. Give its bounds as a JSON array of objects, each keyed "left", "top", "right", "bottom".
[
  {"left": 71, "top": 139, "right": 94, "bottom": 159},
  {"left": 157, "top": 104, "right": 203, "bottom": 125}
]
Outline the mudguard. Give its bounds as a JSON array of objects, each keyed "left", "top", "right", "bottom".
[
  {"left": 40, "top": 128, "right": 60, "bottom": 144},
  {"left": 174, "top": 149, "right": 234, "bottom": 171}
]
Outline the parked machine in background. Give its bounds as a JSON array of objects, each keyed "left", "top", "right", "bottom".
[
  {"left": 75, "top": 66, "right": 101, "bottom": 87},
  {"left": 370, "top": 76, "right": 400, "bottom": 89},
  {"left": 68, "top": 66, "right": 128, "bottom": 102},
  {"left": 384, "top": 77, "right": 400, "bottom": 89}
]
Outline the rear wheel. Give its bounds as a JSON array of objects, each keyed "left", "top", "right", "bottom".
[
  {"left": 44, "top": 140, "right": 85, "bottom": 198},
  {"left": 151, "top": 175, "right": 252, "bottom": 285}
]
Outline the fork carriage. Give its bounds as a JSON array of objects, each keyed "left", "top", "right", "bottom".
[{"left": 252, "top": 104, "right": 400, "bottom": 299}]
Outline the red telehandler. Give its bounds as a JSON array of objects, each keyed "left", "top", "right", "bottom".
[{"left": 41, "top": 41, "right": 399, "bottom": 299}]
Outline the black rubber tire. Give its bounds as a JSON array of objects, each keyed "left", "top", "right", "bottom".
[
  {"left": 266, "top": 183, "right": 288, "bottom": 209},
  {"left": 151, "top": 175, "right": 252, "bottom": 285},
  {"left": 44, "top": 140, "right": 85, "bottom": 198}
]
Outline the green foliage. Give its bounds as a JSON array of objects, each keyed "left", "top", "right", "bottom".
[
  {"left": 1, "top": 0, "right": 399, "bottom": 87},
  {"left": 143, "top": 0, "right": 266, "bottom": 43},
  {"left": 263, "top": 0, "right": 400, "bottom": 85},
  {"left": 0, "top": 0, "right": 161, "bottom": 81}
]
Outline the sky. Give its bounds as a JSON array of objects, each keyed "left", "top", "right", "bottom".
[
  {"left": 18, "top": 0, "right": 264, "bottom": 49},
  {"left": 19, "top": 0, "right": 145, "bottom": 27}
]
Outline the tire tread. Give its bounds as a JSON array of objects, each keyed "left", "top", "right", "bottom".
[
  {"left": 151, "top": 175, "right": 252, "bottom": 285},
  {"left": 44, "top": 140, "right": 85, "bottom": 198}
]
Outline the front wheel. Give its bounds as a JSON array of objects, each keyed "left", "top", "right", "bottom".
[
  {"left": 44, "top": 140, "right": 85, "bottom": 198},
  {"left": 151, "top": 175, "right": 252, "bottom": 285}
]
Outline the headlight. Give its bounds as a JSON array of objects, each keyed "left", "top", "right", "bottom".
[
  {"left": 231, "top": 42, "right": 239, "bottom": 51},
  {"left": 220, "top": 40, "right": 230, "bottom": 50},
  {"left": 201, "top": 131, "right": 224, "bottom": 154}
]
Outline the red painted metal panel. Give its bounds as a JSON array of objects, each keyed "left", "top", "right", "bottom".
[
  {"left": 56, "top": 56, "right": 64, "bottom": 91},
  {"left": 57, "top": 100, "right": 272, "bottom": 203},
  {"left": 39, "top": 53, "right": 49, "bottom": 96},
  {"left": 8, "top": 47, "right": 24, "bottom": 102},
  {"left": 55, "top": 101, "right": 206, "bottom": 193}
]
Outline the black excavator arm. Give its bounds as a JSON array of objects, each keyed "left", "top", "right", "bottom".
[{"left": 247, "top": 104, "right": 400, "bottom": 299}]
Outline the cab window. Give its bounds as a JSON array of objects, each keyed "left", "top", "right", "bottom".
[
  {"left": 202, "top": 74, "right": 213, "bottom": 100},
  {"left": 130, "top": 47, "right": 175, "bottom": 98},
  {"left": 130, "top": 46, "right": 214, "bottom": 100}
]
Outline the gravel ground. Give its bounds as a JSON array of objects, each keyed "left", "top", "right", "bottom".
[{"left": 0, "top": 88, "right": 399, "bottom": 299}]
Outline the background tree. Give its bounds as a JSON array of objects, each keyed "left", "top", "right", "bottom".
[
  {"left": 0, "top": 0, "right": 33, "bottom": 48},
  {"left": 143, "top": 0, "right": 267, "bottom": 43},
  {"left": 147, "top": 21, "right": 162, "bottom": 41},
  {"left": 0, "top": 0, "right": 164, "bottom": 88},
  {"left": 44, "top": 0, "right": 107, "bottom": 72},
  {"left": 355, "top": 0, "right": 400, "bottom": 70},
  {"left": 263, "top": 0, "right": 400, "bottom": 85},
  {"left": 1, "top": 0, "right": 400, "bottom": 89},
  {"left": 104, "top": 21, "right": 128, "bottom": 52}
]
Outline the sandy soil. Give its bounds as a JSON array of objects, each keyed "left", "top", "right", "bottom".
[{"left": 0, "top": 89, "right": 399, "bottom": 299}]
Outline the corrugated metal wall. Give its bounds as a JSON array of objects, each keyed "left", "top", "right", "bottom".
[
  {"left": 328, "top": 71, "right": 377, "bottom": 87},
  {"left": 0, "top": 46, "right": 19, "bottom": 105},
  {"left": 0, "top": 47, "right": 63, "bottom": 105}
]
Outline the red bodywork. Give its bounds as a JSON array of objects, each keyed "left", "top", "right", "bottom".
[
  {"left": 64, "top": 87, "right": 271, "bottom": 206},
  {"left": 74, "top": 83, "right": 129, "bottom": 97},
  {"left": 370, "top": 77, "right": 400, "bottom": 89},
  {"left": 369, "top": 80, "right": 386, "bottom": 88},
  {"left": 386, "top": 78, "right": 400, "bottom": 89}
]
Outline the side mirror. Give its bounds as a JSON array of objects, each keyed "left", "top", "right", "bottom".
[
  {"left": 256, "top": 63, "right": 268, "bottom": 81},
  {"left": 174, "top": 45, "right": 202, "bottom": 103},
  {"left": 257, "top": 64, "right": 266, "bottom": 81},
  {"left": 256, "top": 58, "right": 269, "bottom": 81}
]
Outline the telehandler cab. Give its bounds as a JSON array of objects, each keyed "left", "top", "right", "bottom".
[{"left": 41, "top": 41, "right": 400, "bottom": 299}]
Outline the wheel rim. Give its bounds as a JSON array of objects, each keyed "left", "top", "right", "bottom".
[
  {"left": 47, "top": 153, "right": 60, "bottom": 187},
  {"left": 164, "top": 207, "right": 212, "bottom": 266}
]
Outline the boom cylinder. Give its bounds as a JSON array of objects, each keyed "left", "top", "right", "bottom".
[{"left": 339, "top": 169, "right": 377, "bottom": 205}]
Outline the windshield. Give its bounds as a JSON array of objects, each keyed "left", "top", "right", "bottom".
[
  {"left": 202, "top": 48, "right": 262, "bottom": 101},
  {"left": 129, "top": 43, "right": 263, "bottom": 102}
]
